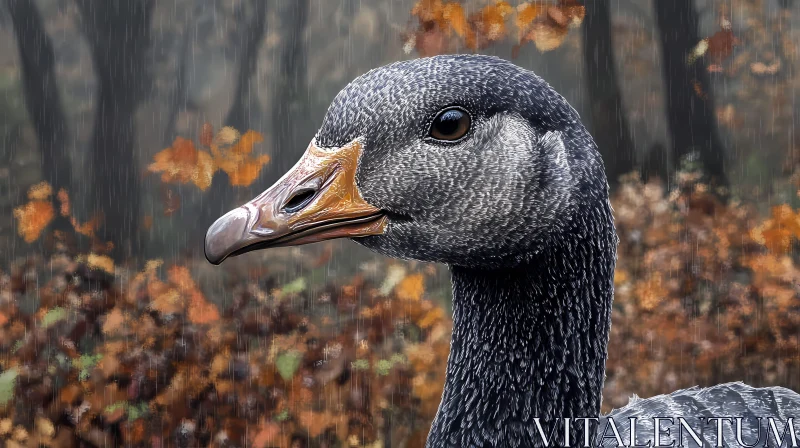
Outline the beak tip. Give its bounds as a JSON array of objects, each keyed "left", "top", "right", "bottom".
[{"left": 204, "top": 207, "right": 251, "bottom": 265}]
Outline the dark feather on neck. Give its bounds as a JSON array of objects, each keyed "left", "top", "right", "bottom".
[{"left": 427, "top": 199, "right": 616, "bottom": 448}]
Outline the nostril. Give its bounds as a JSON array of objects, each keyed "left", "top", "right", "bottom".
[{"left": 282, "top": 189, "right": 317, "bottom": 213}]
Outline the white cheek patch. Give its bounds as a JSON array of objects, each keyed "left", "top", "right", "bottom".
[
  {"left": 541, "top": 131, "right": 568, "bottom": 170},
  {"left": 540, "top": 131, "right": 573, "bottom": 184}
]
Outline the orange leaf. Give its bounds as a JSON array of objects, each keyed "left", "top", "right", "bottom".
[
  {"left": 252, "top": 423, "right": 281, "bottom": 448},
  {"left": 229, "top": 130, "right": 264, "bottom": 156},
  {"left": 167, "top": 265, "right": 197, "bottom": 292},
  {"left": 87, "top": 253, "right": 115, "bottom": 274},
  {"left": 227, "top": 156, "right": 271, "bottom": 186},
  {"left": 516, "top": 3, "right": 544, "bottom": 31},
  {"left": 469, "top": 1, "right": 513, "bottom": 48},
  {"left": 412, "top": 0, "right": 445, "bottom": 24},
  {"left": 442, "top": 2, "right": 468, "bottom": 37},
  {"left": 214, "top": 130, "right": 270, "bottom": 187},
  {"left": 188, "top": 290, "right": 220, "bottom": 325},
  {"left": 149, "top": 137, "right": 217, "bottom": 191},
  {"left": 13, "top": 200, "right": 55, "bottom": 243},
  {"left": 193, "top": 149, "right": 215, "bottom": 190},
  {"left": 57, "top": 189, "right": 70, "bottom": 217},
  {"left": 27, "top": 181, "right": 52, "bottom": 201},
  {"left": 102, "top": 308, "right": 126, "bottom": 335},
  {"left": 396, "top": 273, "right": 425, "bottom": 301},
  {"left": 71, "top": 215, "right": 99, "bottom": 237}
]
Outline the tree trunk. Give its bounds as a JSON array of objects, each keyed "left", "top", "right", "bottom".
[
  {"left": 225, "top": 0, "right": 269, "bottom": 133},
  {"left": 196, "top": 0, "right": 269, "bottom": 234},
  {"left": 76, "top": 0, "right": 155, "bottom": 258},
  {"left": 582, "top": 0, "right": 636, "bottom": 188},
  {"left": 7, "top": 0, "right": 72, "bottom": 195},
  {"left": 269, "top": 0, "right": 310, "bottom": 178},
  {"left": 654, "top": 0, "right": 728, "bottom": 186}
]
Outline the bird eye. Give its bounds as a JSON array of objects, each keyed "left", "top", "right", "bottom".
[{"left": 430, "top": 107, "right": 470, "bottom": 141}]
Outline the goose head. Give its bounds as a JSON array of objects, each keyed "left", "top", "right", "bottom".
[
  {"left": 204, "top": 54, "right": 605, "bottom": 269},
  {"left": 205, "top": 54, "right": 616, "bottom": 446}
]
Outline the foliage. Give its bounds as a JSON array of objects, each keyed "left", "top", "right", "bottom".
[
  {"left": 149, "top": 124, "right": 270, "bottom": 191},
  {"left": 404, "top": 0, "right": 584, "bottom": 56},
  {"left": 0, "top": 240, "right": 451, "bottom": 446},
  {"left": 13, "top": 183, "right": 99, "bottom": 244},
  {"left": 606, "top": 171, "right": 800, "bottom": 410}
]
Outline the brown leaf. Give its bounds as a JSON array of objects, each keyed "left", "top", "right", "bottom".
[
  {"left": 706, "top": 29, "right": 738, "bottom": 63},
  {"left": 200, "top": 122, "right": 214, "bottom": 147}
]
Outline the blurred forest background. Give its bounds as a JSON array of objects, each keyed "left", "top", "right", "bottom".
[{"left": 0, "top": 0, "right": 799, "bottom": 447}]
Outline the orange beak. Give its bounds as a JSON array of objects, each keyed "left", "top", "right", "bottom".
[{"left": 204, "top": 139, "right": 388, "bottom": 265}]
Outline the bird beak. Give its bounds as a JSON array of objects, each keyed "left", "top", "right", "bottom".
[{"left": 204, "top": 139, "right": 388, "bottom": 265}]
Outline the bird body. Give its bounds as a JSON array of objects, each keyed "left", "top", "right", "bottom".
[{"left": 205, "top": 55, "right": 800, "bottom": 447}]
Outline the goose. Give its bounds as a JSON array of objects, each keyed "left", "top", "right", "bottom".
[{"left": 204, "top": 55, "right": 800, "bottom": 447}]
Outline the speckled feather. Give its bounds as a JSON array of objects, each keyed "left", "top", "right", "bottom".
[{"left": 311, "top": 55, "right": 800, "bottom": 447}]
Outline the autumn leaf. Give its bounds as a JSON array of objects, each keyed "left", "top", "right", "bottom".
[
  {"left": 524, "top": 21, "right": 568, "bottom": 52},
  {"left": 86, "top": 254, "right": 115, "bottom": 275},
  {"left": 102, "top": 308, "right": 126, "bottom": 335},
  {"left": 515, "top": 3, "right": 544, "bottom": 33},
  {"left": 396, "top": 273, "right": 424, "bottom": 301},
  {"left": 149, "top": 137, "right": 215, "bottom": 191},
  {"left": 187, "top": 289, "right": 220, "bottom": 324},
  {"left": 212, "top": 130, "right": 270, "bottom": 186},
  {"left": 467, "top": 1, "right": 513, "bottom": 49},
  {"left": 57, "top": 189, "right": 70, "bottom": 217},
  {"left": 706, "top": 29, "right": 738, "bottom": 63},
  {"left": 214, "top": 126, "right": 240, "bottom": 146},
  {"left": 200, "top": 122, "right": 214, "bottom": 147},
  {"left": 13, "top": 199, "right": 54, "bottom": 243},
  {"left": 27, "top": 182, "right": 52, "bottom": 201},
  {"left": 442, "top": 2, "right": 468, "bottom": 37},
  {"left": 750, "top": 204, "right": 800, "bottom": 254},
  {"left": 298, "top": 410, "right": 341, "bottom": 438},
  {"left": 411, "top": 0, "right": 445, "bottom": 25},
  {"left": 167, "top": 265, "right": 197, "bottom": 292},
  {"left": 252, "top": 422, "right": 281, "bottom": 448}
]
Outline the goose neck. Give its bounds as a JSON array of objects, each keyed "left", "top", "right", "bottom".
[{"left": 426, "top": 251, "right": 614, "bottom": 446}]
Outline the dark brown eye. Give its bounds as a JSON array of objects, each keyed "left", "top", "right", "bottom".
[{"left": 430, "top": 107, "right": 470, "bottom": 141}]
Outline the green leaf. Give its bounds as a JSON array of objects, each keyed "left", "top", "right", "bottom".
[
  {"left": 128, "top": 402, "right": 149, "bottom": 421},
  {"left": 76, "top": 354, "right": 103, "bottom": 381},
  {"left": 351, "top": 359, "right": 369, "bottom": 371},
  {"left": 104, "top": 401, "right": 127, "bottom": 414},
  {"left": 0, "top": 369, "right": 18, "bottom": 407},
  {"left": 41, "top": 307, "right": 67, "bottom": 328},
  {"left": 375, "top": 359, "right": 393, "bottom": 376},
  {"left": 390, "top": 353, "right": 407, "bottom": 365},
  {"left": 276, "top": 351, "right": 302, "bottom": 381},
  {"left": 274, "top": 409, "right": 289, "bottom": 422},
  {"left": 281, "top": 277, "right": 307, "bottom": 294}
]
